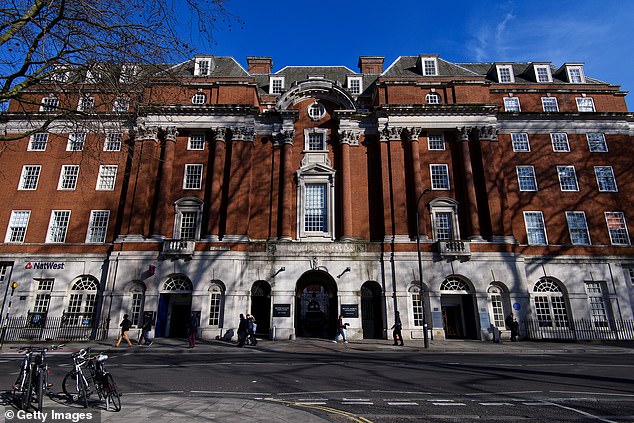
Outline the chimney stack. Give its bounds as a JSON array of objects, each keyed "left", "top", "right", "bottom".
[
  {"left": 358, "top": 56, "right": 384, "bottom": 74},
  {"left": 247, "top": 56, "right": 273, "bottom": 74}
]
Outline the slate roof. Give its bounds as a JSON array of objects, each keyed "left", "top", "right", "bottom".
[{"left": 167, "top": 56, "right": 250, "bottom": 78}]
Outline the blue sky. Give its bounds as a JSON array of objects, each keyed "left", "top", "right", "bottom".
[{"left": 194, "top": 0, "right": 634, "bottom": 109}]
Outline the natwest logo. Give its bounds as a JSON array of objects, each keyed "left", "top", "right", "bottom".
[{"left": 25, "top": 261, "right": 65, "bottom": 270}]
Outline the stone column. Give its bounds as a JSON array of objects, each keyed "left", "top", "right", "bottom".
[
  {"left": 339, "top": 130, "right": 360, "bottom": 241},
  {"left": 207, "top": 127, "right": 228, "bottom": 241},
  {"left": 278, "top": 130, "right": 294, "bottom": 241},
  {"left": 153, "top": 126, "right": 178, "bottom": 238},
  {"left": 457, "top": 127, "right": 482, "bottom": 240}
]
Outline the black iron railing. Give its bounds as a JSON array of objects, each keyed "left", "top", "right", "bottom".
[
  {"left": 524, "top": 318, "right": 634, "bottom": 341},
  {"left": 0, "top": 315, "right": 109, "bottom": 342}
]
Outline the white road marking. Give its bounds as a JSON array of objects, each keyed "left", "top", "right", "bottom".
[
  {"left": 432, "top": 402, "right": 466, "bottom": 406},
  {"left": 479, "top": 402, "right": 514, "bottom": 406},
  {"left": 342, "top": 402, "right": 373, "bottom": 405},
  {"left": 543, "top": 400, "right": 620, "bottom": 423},
  {"left": 387, "top": 402, "right": 418, "bottom": 406}
]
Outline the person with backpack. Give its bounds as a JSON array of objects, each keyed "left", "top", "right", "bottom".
[{"left": 115, "top": 314, "right": 133, "bottom": 347}]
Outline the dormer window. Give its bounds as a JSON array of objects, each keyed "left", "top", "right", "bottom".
[
  {"left": 534, "top": 65, "right": 552, "bottom": 83},
  {"left": 119, "top": 64, "right": 139, "bottom": 83},
  {"left": 40, "top": 96, "right": 59, "bottom": 112},
  {"left": 270, "top": 76, "right": 285, "bottom": 94},
  {"left": 194, "top": 56, "right": 213, "bottom": 76},
  {"left": 347, "top": 76, "right": 362, "bottom": 95},
  {"left": 566, "top": 65, "right": 585, "bottom": 83},
  {"left": 422, "top": 57, "right": 438, "bottom": 76},
  {"left": 85, "top": 68, "right": 101, "bottom": 84},
  {"left": 77, "top": 95, "right": 94, "bottom": 112},
  {"left": 496, "top": 64, "right": 515, "bottom": 83}
]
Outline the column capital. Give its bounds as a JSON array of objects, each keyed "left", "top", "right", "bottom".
[
  {"left": 232, "top": 126, "right": 255, "bottom": 142},
  {"left": 273, "top": 129, "right": 295, "bottom": 146},
  {"left": 457, "top": 126, "right": 473, "bottom": 142},
  {"left": 339, "top": 130, "right": 361, "bottom": 146},
  {"left": 477, "top": 125, "right": 498, "bottom": 141},
  {"left": 162, "top": 126, "right": 178, "bottom": 143},
  {"left": 213, "top": 127, "right": 228, "bottom": 142},
  {"left": 135, "top": 122, "right": 159, "bottom": 141},
  {"left": 380, "top": 125, "right": 404, "bottom": 142},
  {"left": 407, "top": 127, "right": 424, "bottom": 141}
]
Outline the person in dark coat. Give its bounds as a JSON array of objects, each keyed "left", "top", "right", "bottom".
[
  {"left": 505, "top": 313, "right": 519, "bottom": 342},
  {"left": 187, "top": 312, "right": 199, "bottom": 348},
  {"left": 391, "top": 311, "right": 404, "bottom": 346},
  {"left": 332, "top": 314, "right": 348, "bottom": 343},
  {"left": 115, "top": 314, "right": 133, "bottom": 347},
  {"left": 237, "top": 314, "right": 248, "bottom": 347}
]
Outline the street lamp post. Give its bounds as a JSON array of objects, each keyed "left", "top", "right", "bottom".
[{"left": 416, "top": 189, "right": 431, "bottom": 349}]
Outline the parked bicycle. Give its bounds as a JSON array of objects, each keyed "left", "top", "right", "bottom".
[
  {"left": 62, "top": 348, "right": 121, "bottom": 411},
  {"left": 12, "top": 344, "right": 64, "bottom": 411}
]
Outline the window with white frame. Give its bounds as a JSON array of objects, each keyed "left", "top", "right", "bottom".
[
  {"left": 65, "top": 276, "right": 99, "bottom": 326},
  {"left": 58, "top": 165, "right": 79, "bottom": 190},
  {"left": 29, "top": 133, "right": 49, "bottom": 151},
  {"left": 192, "top": 91, "right": 206, "bottom": 105},
  {"left": 551, "top": 133, "right": 570, "bottom": 152},
  {"left": 585, "top": 282, "right": 609, "bottom": 328},
  {"left": 488, "top": 285, "right": 508, "bottom": 328},
  {"left": 576, "top": 97, "right": 595, "bottom": 112},
  {"left": 511, "top": 133, "right": 530, "bottom": 152},
  {"left": 183, "top": 164, "right": 203, "bottom": 189},
  {"left": 430, "top": 164, "right": 450, "bottom": 190},
  {"left": 307, "top": 132, "right": 326, "bottom": 151},
  {"left": 47, "top": 210, "right": 71, "bottom": 243},
  {"left": 119, "top": 64, "right": 138, "bottom": 83},
  {"left": 516, "top": 166, "right": 537, "bottom": 191},
  {"left": 86, "top": 210, "right": 110, "bottom": 243},
  {"left": 542, "top": 97, "right": 559, "bottom": 112},
  {"left": 77, "top": 96, "right": 94, "bottom": 112},
  {"left": 209, "top": 283, "right": 224, "bottom": 326},
  {"left": 428, "top": 133, "right": 445, "bottom": 150},
  {"left": 566, "top": 211, "right": 591, "bottom": 245},
  {"left": 410, "top": 285, "right": 424, "bottom": 326},
  {"left": 188, "top": 133, "right": 205, "bottom": 150},
  {"left": 557, "top": 166, "right": 579, "bottom": 191},
  {"left": 33, "top": 279, "right": 53, "bottom": 314},
  {"left": 196, "top": 58, "right": 211, "bottom": 76},
  {"left": 307, "top": 101, "right": 326, "bottom": 121},
  {"left": 628, "top": 267, "right": 634, "bottom": 285},
  {"left": 112, "top": 97, "right": 129, "bottom": 112},
  {"left": 496, "top": 65, "right": 514, "bottom": 83},
  {"left": 347, "top": 77, "right": 362, "bottom": 95},
  {"left": 422, "top": 58, "right": 438, "bottom": 76},
  {"left": 524, "top": 211, "right": 547, "bottom": 245},
  {"left": 96, "top": 165, "right": 117, "bottom": 190},
  {"left": 605, "top": 212, "right": 630, "bottom": 245},
  {"left": 503, "top": 96, "right": 521, "bottom": 112},
  {"left": 128, "top": 282, "right": 145, "bottom": 327},
  {"left": 433, "top": 211, "right": 453, "bottom": 240},
  {"left": 429, "top": 198, "right": 460, "bottom": 241},
  {"left": 595, "top": 166, "right": 617, "bottom": 192},
  {"left": 567, "top": 66, "right": 585, "bottom": 83},
  {"left": 104, "top": 133, "right": 122, "bottom": 151},
  {"left": 40, "top": 96, "right": 59, "bottom": 112},
  {"left": 19, "top": 165, "right": 41, "bottom": 190},
  {"left": 304, "top": 183, "right": 328, "bottom": 233},
  {"left": 5, "top": 211, "right": 30, "bottom": 243},
  {"left": 270, "top": 76, "right": 284, "bottom": 94},
  {"left": 534, "top": 65, "right": 552, "bottom": 82},
  {"left": 67, "top": 132, "right": 85, "bottom": 151},
  {"left": 533, "top": 278, "right": 570, "bottom": 328},
  {"left": 173, "top": 198, "right": 203, "bottom": 240},
  {"left": 422, "top": 93, "right": 439, "bottom": 106},
  {"left": 587, "top": 133, "right": 607, "bottom": 152}
]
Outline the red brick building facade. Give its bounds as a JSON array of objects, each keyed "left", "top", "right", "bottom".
[{"left": 1, "top": 54, "right": 633, "bottom": 342}]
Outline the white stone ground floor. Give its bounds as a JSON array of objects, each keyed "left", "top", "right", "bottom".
[{"left": 1, "top": 242, "right": 633, "bottom": 342}]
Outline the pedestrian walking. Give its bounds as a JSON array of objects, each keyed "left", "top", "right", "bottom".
[
  {"left": 391, "top": 311, "right": 404, "bottom": 346},
  {"left": 246, "top": 314, "right": 258, "bottom": 346},
  {"left": 139, "top": 316, "right": 153, "bottom": 346},
  {"left": 332, "top": 314, "right": 348, "bottom": 343},
  {"left": 187, "top": 312, "right": 199, "bottom": 348},
  {"left": 505, "top": 313, "right": 520, "bottom": 342},
  {"left": 237, "top": 314, "right": 248, "bottom": 347},
  {"left": 115, "top": 314, "right": 133, "bottom": 347}
]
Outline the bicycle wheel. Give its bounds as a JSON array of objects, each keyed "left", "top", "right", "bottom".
[
  {"left": 62, "top": 371, "right": 88, "bottom": 408},
  {"left": 104, "top": 374, "right": 121, "bottom": 412},
  {"left": 19, "top": 368, "right": 32, "bottom": 411},
  {"left": 37, "top": 369, "right": 44, "bottom": 411}
]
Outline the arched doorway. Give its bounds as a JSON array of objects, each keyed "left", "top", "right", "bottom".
[
  {"left": 156, "top": 274, "right": 193, "bottom": 338},
  {"left": 295, "top": 270, "right": 338, "bottom": 338},
  {"left": 440, "top": 276, "right": 479, "bottom": 339},
  {"left": 361, "top": 281, "right": 384, "bottom": 339},
  {"left": 251, "top": 281, "right": 271, "bottom": 337}
]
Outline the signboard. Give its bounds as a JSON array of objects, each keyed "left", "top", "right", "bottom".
[
  {"left": 340, "top": 304, "right": 358, "bottom": 318},
  {"left": 273, "top": 304, "right": 291, "bottom": 317}
]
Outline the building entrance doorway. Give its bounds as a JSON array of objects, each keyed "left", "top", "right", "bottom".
[
  {"left": 251, "top": 281, "right": 271, "bottom": 337},
  {"left": 155, "top": 275, "right": 193, "bottom": 338},
  {"left": 361, "top": 281, "right": 384, "bottom": 339},
  {"left": 295, "top": 270, "right": 338, "bottom": 339},
  {"left": 440, "top": 276, "right": 479, "bottom": 340}
]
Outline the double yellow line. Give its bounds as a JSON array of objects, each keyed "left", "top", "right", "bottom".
[{"left": 265, "top": 398, "right": 373, "bottom": 423}]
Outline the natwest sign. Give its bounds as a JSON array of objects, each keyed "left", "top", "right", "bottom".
[{"left": 25, "top": 261, "right": 65, "bottom": 270}]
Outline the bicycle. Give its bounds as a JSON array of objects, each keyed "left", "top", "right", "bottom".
[
  {"left": 62, "top": 348, "right": 121, "bottom": 411},
  {"left": 12, "top": 344, "right": 63, "bottom": 411}
]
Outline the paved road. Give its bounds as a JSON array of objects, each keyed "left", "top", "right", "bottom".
[{"left": 0, "top": 338, "right": 633, "bottom": 422}]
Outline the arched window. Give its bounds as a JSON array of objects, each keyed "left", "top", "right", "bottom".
[
  {"left": 65, "top": 276, "right": 99, "bottom": 326},
  {"left": 173, "top": 197, "right": 203, "bottom": 240},
  {"left": 487, "top": 284, "right": 509, "bottom": 328},
  {"left": 426, "top": 93, "right": 441, "bottom": 104},
  {"left": 409, "top": 285, "right": 424, "bottom": 326},
  {"left": 307, "top": 101, "right": 326, "bottom": 121},
  {"left": 440, "top": 276, "right": 470, "bottom": 292},
  {"left": 208, "top": 282, "right": 225, "bottom": 326},
  {"left": 163, "top": 275, "right": 193, "bottom": 292},
  {"left": 127, "top": 281, "right": 146, "bottom": 327},
  {"left": 533, "top": 278, "right": 570, "bottom": 328}
]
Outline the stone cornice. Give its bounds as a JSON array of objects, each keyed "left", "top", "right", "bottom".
[
  {"left": 375, "top": 104, "right": 499, "bottom": 117},
  {"left": 140, "top": 104, "right": 259, "bottom": 116}
]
